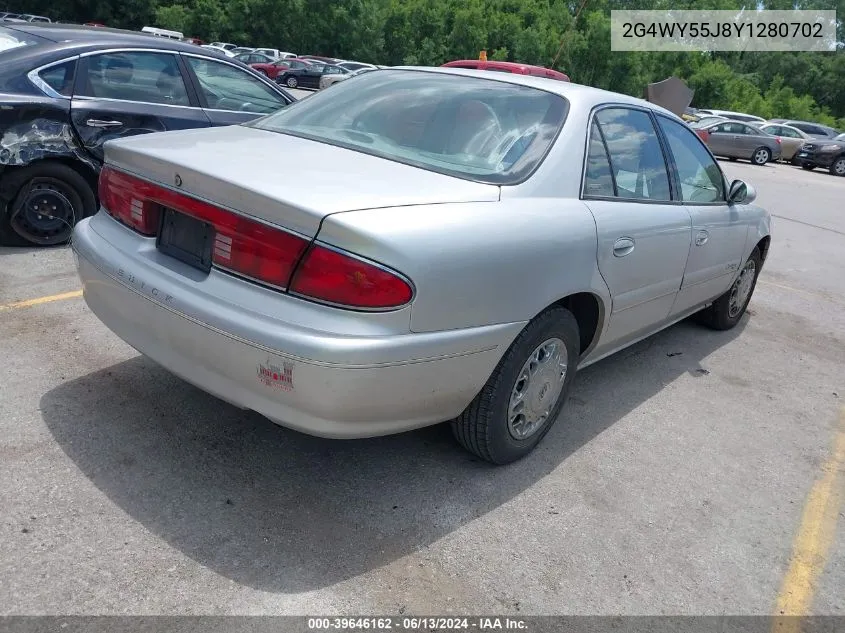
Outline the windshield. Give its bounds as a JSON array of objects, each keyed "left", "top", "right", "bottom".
[
  {"left": 0, "top": 26, "right": 43, "bottom": 54},
  {"left": 250, "top": 69, "right": 568, "bottom": 185}
]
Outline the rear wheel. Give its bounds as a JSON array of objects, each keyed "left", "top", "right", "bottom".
[
  {"left": 752, "top": 147, "right": 771, "bottom": 166},
  {"left": 0, "top": 162, "right": 96, "bottom": 246},
  {"left": 451, "top": 306, "right": 580, "bottom": 465},
  {"left": 285, "top": 76, "right": 298, "bottom": 88},
  {"left": 829, "top": 156, "right": 845, "bottom": 177}
]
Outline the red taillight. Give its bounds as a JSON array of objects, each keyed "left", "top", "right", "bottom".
[
  {"left": 98, "top": 166, "right": 308, "bottom": 288},
  {"left": 775, "top": 137, "right": 782, "bottom": 144},
  {"left": 210, "top": 214, "right": 307, "bottom": 288},
  {"left": 98, "top": 166, "right": 414, "bottom": 309},
  {"left": 290, "top": 244, "right": 413, "bottom": 309},
  {"left": 99, "top": 166, "right": 161, "bottom": 236}
]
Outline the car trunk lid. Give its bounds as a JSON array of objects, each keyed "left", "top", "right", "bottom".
[{"left": 103, "top": 125, "right": 501, "bottom": 238}]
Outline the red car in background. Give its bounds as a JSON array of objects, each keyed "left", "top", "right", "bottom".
[
  {"left": 250, "top": 57, "right": 315, "bottom": 80},
  {"left": 441, "top": 60, "right": 570, "bottom": 82}
]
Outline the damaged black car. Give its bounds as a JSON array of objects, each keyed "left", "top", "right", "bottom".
[{"left": 0, "top": 23, "right": 295, "bottom": 246}]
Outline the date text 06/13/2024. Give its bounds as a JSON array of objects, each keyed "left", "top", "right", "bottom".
[{"left": 306, "top": 617, "right": 528, "bottom": 630}]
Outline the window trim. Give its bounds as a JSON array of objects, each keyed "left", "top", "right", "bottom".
[
  {"left": 654, "top": 113, "right": 729, "bottom": 205},
  {"left": 27, "top": 56, "right": 80, "bottom": 99},
  {"left": 31, "top": 47, "right": 291, "bottom": 112},
  {"left": 579, "top": 103, "right": 677, "bottom": 205}
]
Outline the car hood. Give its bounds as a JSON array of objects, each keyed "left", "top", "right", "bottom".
[{"left": 103, "top": 125, "right": 501, "bottom": 237}]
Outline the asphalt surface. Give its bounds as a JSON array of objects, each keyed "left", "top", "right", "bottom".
[{"left": 1, "top": 159, "right": 843, "bottom": 617}]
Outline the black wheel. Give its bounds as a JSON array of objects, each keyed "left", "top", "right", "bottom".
[
  {"left": 451, "top": 306, "right": 580, "bottom": 465},
  {"left": 828, "top": 156, "right": 845, "bottom": 177},
  {"left": 695, "top": 247, "right": 762, "bottom": 331},
  {"left": 285, "top": 76, "right": 298, "bottom": 88},
  {"left": 801, "top": 164, "right": 815, "bottom": 170},
  {"left": 752, "top": 147, "right": 771, "bottom": 165},
  {"left": 0, "top": 162, "right": 96, "bottom": 246}
]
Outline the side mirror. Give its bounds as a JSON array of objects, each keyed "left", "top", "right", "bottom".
[{"left": 728, "top": 179, "right": 756, "bottom": 205}]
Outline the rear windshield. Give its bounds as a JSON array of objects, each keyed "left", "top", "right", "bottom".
[
  {"left": 250, "top": 69, "right": 569, "bottom": 185},
  {"left": 0, "top": 26, "right": 43, "bottom": 54}
]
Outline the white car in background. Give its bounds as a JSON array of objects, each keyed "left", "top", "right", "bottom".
[
  {"left": 696, "top": 109, "right": 766, "bottom": 125},
  {"left": 337, "top": 61, "right": 377, "bottom": 72},
  {"left": 201, "top": 44, "right": 236, "bottom": 57},
  {"left": 253, "top": 48, "right": 296, "bottom": 60}
]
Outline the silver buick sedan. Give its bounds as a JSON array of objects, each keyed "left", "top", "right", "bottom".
[{"left": 72, "top": 68, "right": 771, "bottom": 464}]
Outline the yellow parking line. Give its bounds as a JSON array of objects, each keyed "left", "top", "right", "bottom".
[
  {"left": 0, "top": 289, "right": 83, "bottom": 311},
  {"left": 773, "top": 407, "right": 845, "bottom": 630}
]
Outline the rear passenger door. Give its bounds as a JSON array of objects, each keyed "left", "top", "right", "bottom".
[
  {"left": 181, "top": 54, "right": 292, "bottom": 126},
  {"left": 70, "top": 50, "right": 210, "bottom": 163},
  {"left": 581, "top": 106, "right": 692, "bottom": 351}
]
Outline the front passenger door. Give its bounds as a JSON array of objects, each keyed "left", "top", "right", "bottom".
[
  {"left": 182, "top": 55, "right": 292, "bottom": 126},
  {"left": 582, "top": 107, "right": 692, "bottom": 352},
  {"left": 657, "top": 116, "right": 747, "bottom": 316},
  {"left": 70, "top": 50, "right": 210, "bottom": 163}
]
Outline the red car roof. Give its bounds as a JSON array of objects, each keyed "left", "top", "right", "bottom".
[{"left": 441, "top": 60, "right": 569, "bottom": 82}]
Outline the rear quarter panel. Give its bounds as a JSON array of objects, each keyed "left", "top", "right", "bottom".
[
  {"left": 0, "top": 94, "right": 87, "bottom": 167},
  {"left": 316, "top": 199, "right": 607, "bottom": 334}
]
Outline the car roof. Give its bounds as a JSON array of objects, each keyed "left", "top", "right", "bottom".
[
  {"left": 0, "top": 22, "right": 213, "bottom": 54},
  {"left": 396, "top": 67, "right": 679, "bottom": 119}
]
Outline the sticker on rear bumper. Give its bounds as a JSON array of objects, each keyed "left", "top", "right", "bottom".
[{"left": 257, "top": 359, "right": 294, "bottom": 391}]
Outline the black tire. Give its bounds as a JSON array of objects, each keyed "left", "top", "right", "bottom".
[
  {"left": 752, "top": 147, "right": 771, "bottom": 166},
  {"left": 828, "top": 156, "right": 845, "bottom": 177},
  {"left": 695, "top": 247, "right": 762, "bottom": 331},
  {"left": 451, "top": 306, "right": 580, "bottom": 465},
  {"left": 285, "top": 76, "right": 298, "bottom": 88},
  {"left": 801, "top": 164, "right": 816, "bottom": 170},
  {"left": 0, "top": 162, "right": 96, "bottom": 247}
]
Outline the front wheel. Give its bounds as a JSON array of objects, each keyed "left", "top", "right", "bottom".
[
  {"left": 752, "top": 147, "right": 771, "bottom": 166},
  {"left": 451, "top": 306, "right": 580, "bottom": 465},
  {"left": 695, "top": 247, "right": 762, "bottom": 331},
  {"left": 828, "top": 156, "right": 845, "bottom": 177},
  {"left": 285, "top": 76, "right": 298, "bottom": 88}
]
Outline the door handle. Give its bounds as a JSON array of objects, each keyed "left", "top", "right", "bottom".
[
  {"left": 612, "top": 237, "right": 635, "bottom": 257},
  {"left": 85, "top": 119, "right": 124, "bottom": 128},
  {"left": 695, "top": 230, "right": 709, "bottom": 246}
]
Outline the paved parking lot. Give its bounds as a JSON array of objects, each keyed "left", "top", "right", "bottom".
[{"left": 1, "top": 159, "right": 843, "bottom": 616}]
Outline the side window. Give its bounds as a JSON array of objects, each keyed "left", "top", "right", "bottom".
[
  {"left": 38, "top": 60, "right": 76, "bottom": 97},
  {"left": 657, "top": 116, "right": 725, "bottom": 204},
  {"left": 781, "top": 128, "right": 801, "bottom": 138},
  {"left": 185, "top": 56, "right": 287, "bottom": 114},
  {"left": 80, "top": 52, "right": 190, "bottom": 106},
  {"left": 595, "top": 107, "right": 672, "bottom": 202},
  {"left": 583, "top": 121, "right": 615, "bottom": 197}
]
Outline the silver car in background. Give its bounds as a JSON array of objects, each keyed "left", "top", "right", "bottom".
[
  {"left": 696, "top": 119, "right": 782, "bottom": 165},
  {"left": 72, "top": 68, "right": 771, "bottom": 464}
]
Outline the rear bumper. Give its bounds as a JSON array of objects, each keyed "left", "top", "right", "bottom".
[{"left": 72, "top": 214, "right": 524, "bottom": 438}]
